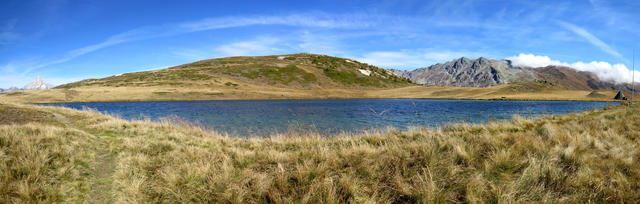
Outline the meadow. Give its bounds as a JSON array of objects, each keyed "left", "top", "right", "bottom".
[
  {"left": 1, "top": 101, "right": 638, "bottom": 203},
  {"left": 0, "top": 83, "right": 620, "bottom": 104}
]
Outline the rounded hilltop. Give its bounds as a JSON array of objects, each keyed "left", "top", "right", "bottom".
[{"left": 58, "top": 53, "right": 411, "bottom": 90}]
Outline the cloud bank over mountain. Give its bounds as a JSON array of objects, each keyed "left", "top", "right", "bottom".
[{"left": 507, "top": 53, "right": 639, "bottom": 83}]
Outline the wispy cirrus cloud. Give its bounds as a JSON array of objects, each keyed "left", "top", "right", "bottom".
[
  {"left": 0, "top": 19, "right": 20, "bottom": 45},
  {"left": 588, "top": 0, "right": 640, "bottom": 35},
  {"left": 10, "top": 13, "right": 374, "bottom": 76},
  {"left": 17, "top": 8, "right": 563, "bottom": 76},
  {"left": 180, "top": 13, "right": 374, "bottom": 32},
  {"left": 172, "top": 37, "right": 288, "bottom": 61},
  {"left": 216, "top": 37, "right": 285, "bottom": 57},
  {"left": 295, "top": 31, "right": 348, "bottom": 56},
  {"left": 172, "top": 31, "right": 351, "bottom": 62},
  {"left": 8, "top": 9, "right": 592, "bottom": 77},
  {"left": 356, "top": 50, "right": 489, "bottom": 68},
  {"left": 558, "top": 21, "right": 623, "bottom": 60}
]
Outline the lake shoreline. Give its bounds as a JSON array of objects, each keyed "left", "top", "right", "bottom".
[{"left": 28, "top": 96, "right": 622, "bottom": 104}]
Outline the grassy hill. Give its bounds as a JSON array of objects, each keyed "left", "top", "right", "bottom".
[
  {"left": 60, "top": 53, "right": 410, "bottom": 89},
  {"left": 1, "top": 101, "right": 638, "bottom": 202}
]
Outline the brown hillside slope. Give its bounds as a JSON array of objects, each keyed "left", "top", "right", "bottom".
[{"left": 532, "top": 66, "right": 628, "bottom": 91}]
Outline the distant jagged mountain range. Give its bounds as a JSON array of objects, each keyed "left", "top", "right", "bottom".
[
  {"left": 0, "top": 77, "right": 54, "bottom": 92},
  {"left": 389, "top": 57, "right": 633, "bottom": 91}
]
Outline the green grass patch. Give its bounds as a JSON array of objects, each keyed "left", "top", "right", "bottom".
[
  {"left": 152, "top": 92, "right": 171, "bottom": 95},
  {"left": 220, "top": 64, "right": 317, "bottom": 85},
  {"left": 5, "top": 91, "right": 27, "bottom": 96},
  {"left": 323, "top": 68, "right": 384, "bottom": 87},
  {"left": 224, "top": 82, "right": 239, "bottom": 87}
]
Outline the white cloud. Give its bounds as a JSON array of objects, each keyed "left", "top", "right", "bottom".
[
  {"left": 216, "top": 37, "right": 284, "bottom": 57},
  {"left": 0, "top": 62, "right": 18, "bottom": 73},
  {"left": 0, "top": 19, "right": 19, "bottom": 45},
  {"left": 0, "top": 31, "right": 19, "bottom": 45},
  {"left": 357, "top": 51, "right": 423, "bottom": 67},
  {"left": 558, "top": 21, "right": 623, "bottom": 59},
  {"left": 506, "top": 54, "right": 565, "bottom": 68},
  {"left": 173, "top": 31, "right": 350, "bottom": 60},
  {"left": 356, "top": 50, "right": 487, "bottom": 68},
  {"left": 589, "top": 0, "right": 640, "bottom": 36},
  {"left": 421, "top": 51, "right": 482, "bottom": 61},
  {"left": 180, "top": 13, "right": 372, "bottom": 32},
  {"left": 171, "top": 48, "right": 212, "bottom": 61},
  {"left": 0, "top": 74, "right": 31, "bottom": 88},
  {"left": 0, "top": 74, "right": 85, "bottom": 88},
  {"left": 296, "top": 31, "right": 345, "bottom": 56},
  {"left": 507, "top": 53, "right": 639, "bottom": 83},
  {"left": 0, "top": 58, "right": 96, "bottom": 88},
  {"left": 172, "top": 36, "right": 292, "bottom": 61}
]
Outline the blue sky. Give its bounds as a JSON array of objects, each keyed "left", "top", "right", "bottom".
[{"left": 1, "top": 0, "right": 639, "bottom": 88}]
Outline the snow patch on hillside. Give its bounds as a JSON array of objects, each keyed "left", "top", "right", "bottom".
[{"left": 359, "top": 69, "right": 371, "bottom": 76}]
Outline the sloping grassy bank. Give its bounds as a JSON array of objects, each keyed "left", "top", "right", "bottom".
[{"left": 0, "top": 102, "right": 638, "bottom": 202}]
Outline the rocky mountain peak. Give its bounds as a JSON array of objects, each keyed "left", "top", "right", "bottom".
[
  {"left": 452, "top": 57, "right": 472, "bottom": 67},
  {"left": 476, "top": 57, "right": 490, "bottom": 65},
  {"left": 0, "top": 77, "right": 54, "bottom": 92},
  {"left": 401, "top": 57, "right": 525, "bottom": 87},
  {"left": 23, "top": 76, "right": 53, "bottom": 90}
]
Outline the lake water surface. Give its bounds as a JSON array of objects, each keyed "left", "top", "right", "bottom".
[{"left": 41, "top": 99, "right": 616, "bottom": 137}]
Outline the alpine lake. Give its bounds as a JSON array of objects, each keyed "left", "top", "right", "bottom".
[{"left": 40, "top": 99, "right": 617, "bottom": 137}]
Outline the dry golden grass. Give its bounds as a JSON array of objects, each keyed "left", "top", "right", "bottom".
[
  {"left": 0, "top": 102, "right": 638, "bottom": 202},
  {"left": 0, "top": 83, "right": 620, "bottom": 104},
  {"left": 0, "top": 123, "right": 95, "bottom": 202},
  {"left": 365, "top": 84, "right": 621, "bottom": 101}
]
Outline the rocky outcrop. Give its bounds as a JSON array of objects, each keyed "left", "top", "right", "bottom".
[{"left": 391, "top": 57, "right": 536, "bottom": 87}]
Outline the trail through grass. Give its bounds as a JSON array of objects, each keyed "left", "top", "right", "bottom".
[
  {"left": 51, "top": 110, "right": 117, "bottom": 203},
  {"left": 88, "top": 138, "right": 116, "bottom": 203}
]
